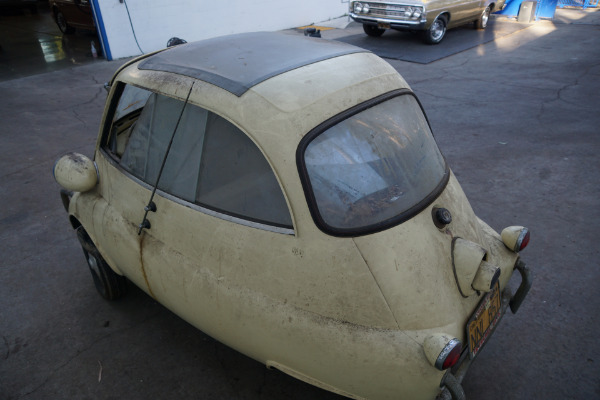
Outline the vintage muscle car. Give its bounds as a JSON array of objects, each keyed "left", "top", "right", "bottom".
[{"left": 349, "top": 0, "right": 506, "bottom": 43}]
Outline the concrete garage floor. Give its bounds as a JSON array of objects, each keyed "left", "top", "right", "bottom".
[
  {"left": 1, "top": 8, "right": 599, "bottom": 400},
  {"left": 0, "top": 2, "right": 103, "bottom": 82}
]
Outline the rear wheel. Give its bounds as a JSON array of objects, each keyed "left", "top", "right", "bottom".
[
  {"left": 475, "top": 6, "right": 492, "bottom": 30},
  {"left": 76, "top": 227, "right": 127, "bottom": 300},
  {"left": 55, "top": 10, "right": 75, "bottom": 34},
  {"left": 363, "top": 24, "right": 386, "bottom": 37},
  {"left": 422, "top": 15, "right": 447, "bottom": 44}
]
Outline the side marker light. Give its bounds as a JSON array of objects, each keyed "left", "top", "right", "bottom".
[{"left": 501, "top": 226, "right": 530, "bottom": 252}]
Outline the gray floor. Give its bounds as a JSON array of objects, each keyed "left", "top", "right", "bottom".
[{"left": 1, "top": 7, "right": 600, "bottom": 400}]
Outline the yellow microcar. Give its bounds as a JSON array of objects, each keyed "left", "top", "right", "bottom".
[{"left": 54, "top": 32, "right": 531, "bottom": 400}]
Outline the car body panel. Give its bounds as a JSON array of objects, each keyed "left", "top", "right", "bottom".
[{"left": 352, "top": 173, "right": 519, "bottom": 332}]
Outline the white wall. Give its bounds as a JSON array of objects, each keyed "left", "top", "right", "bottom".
[{"left": 91, "top": 0, "right": 349, "bottom": 60}]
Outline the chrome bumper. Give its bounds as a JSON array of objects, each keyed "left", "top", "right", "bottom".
[
  {"left": 437, "top": 259, "right": 532, "bottom": 400},
  {"left": 350, "top": 12, "right": 427, "bottom": 30}
]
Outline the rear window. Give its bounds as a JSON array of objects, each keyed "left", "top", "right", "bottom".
[{"left": 299, "top": 93, "right": 448, "bottom": 236}]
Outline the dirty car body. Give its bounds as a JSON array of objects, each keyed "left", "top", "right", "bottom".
[
  {"left": 54, "top": 32, "right": 531, "bottom": 399},
  {"left": 349, "top": 0, "right": 506, "bottom": 43}
]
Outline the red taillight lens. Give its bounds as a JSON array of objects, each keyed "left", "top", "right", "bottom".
[
  {"left": 501, "top": 226, "right": 530, "bottom": 253},
  {"left": 436, "top": 339, "right": 462, "bottom": 370},
  {"left": 518, "top": 230, "right": 530, "bottom": 251}
]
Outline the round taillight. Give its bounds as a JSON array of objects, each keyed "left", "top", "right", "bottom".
[
  {"left": 501, "top": 226, "right": 530, "bottom": 253},
  {"left": 518, "top": 229, "right": 530, "bottom": 251},
  {"left": 424, "top": 334, "right": 463, "bottom": 371},
  {"left": 437, "top": 339, "right": 462, "bottom": 370}
]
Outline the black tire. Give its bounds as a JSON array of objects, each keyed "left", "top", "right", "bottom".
[
  {"left": 76, "top": 227, "right": 127, "bottom": 300},
  {"left": 363, "top": 24, "right": 385, "bottom": 37},
  {"left": 422, "top": 15, "right": 447, "bottom": 44},
  {"left": 475, "top": 6, "right": 492, "bottom": 30},
  {"left": 55, "top": 10, "right": 75, "bottom": 34}
]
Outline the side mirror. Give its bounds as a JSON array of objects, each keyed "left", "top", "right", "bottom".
[{"left": 53, "top": 153, "right": 98, "bottom": 192}]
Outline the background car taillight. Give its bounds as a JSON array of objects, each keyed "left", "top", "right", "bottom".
[
  {"left": 423, "top": 334, "right": 462, "bottom": 371},
  {"left": 501, "top": 226, "right": 530, "bottom": 252}
]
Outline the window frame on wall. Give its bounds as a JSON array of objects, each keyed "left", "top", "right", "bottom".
[{"left": 99, "top": 81, "right": 294, "bottom": 235}]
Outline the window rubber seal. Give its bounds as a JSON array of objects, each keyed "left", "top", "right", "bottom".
[{"left": 296, "top": 89, "right": 450, "bottom": 238}]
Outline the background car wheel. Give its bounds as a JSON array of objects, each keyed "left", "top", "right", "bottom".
[
  {"left": 55, "top": 10, "right": 75, "bottom": 34},
  {"left": 475, "top": 6, "right": 492, "bottom": 30},
  {"left": 422, "top": 15, "right": 447, "bottom": 44},
  {"left": 76, "top": 227, "right": 127, "bottom": 300},
  {"left": 363, "top": 24, "right": 385, "bottom": 37}
]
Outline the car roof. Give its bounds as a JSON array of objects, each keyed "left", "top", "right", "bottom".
[{"left": 137, "top": 32, "right": 368, "bottom": 97}]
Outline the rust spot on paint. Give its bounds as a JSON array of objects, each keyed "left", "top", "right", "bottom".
[
  {"left": 139, "top": 232, "right": 156, "bottom": 299},
  {"left": 67, "top": 152, "right": 86, "bottom": 164}
]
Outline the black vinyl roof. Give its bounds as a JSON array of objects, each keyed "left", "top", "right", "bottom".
[{"left": 138, "top": 32, "right": 367, "bottom": 97}]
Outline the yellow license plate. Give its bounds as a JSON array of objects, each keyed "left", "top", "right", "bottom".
[
  {"left": 467, "top": 281, "right": 502, "bottom": 358},
  {"left": 378, "top": 22, "right": 391, "bottom": 29}
]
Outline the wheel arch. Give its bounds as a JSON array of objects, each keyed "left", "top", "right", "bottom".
[
  {"left": 69, "top": 215, "right": 82, "bottom": 230},
  {"left": 426, "top": 11, "right": 451, "bottom": 29},
  {"left": 437, "top": 11, "right": 451, "bottom": 24}
]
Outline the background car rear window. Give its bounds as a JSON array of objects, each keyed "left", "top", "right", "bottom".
[{"left": 106, "top": 84, "right": 292, "bottom": 228}]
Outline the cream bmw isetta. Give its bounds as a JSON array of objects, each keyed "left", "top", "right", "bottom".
[{"left": 54, "top": 32, "right": 531, "bottom": 399}]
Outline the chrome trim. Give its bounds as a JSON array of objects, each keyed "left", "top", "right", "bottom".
[
  {"left": 99, "top": 149, "right": 295, "bottom": 236},
  {"left": 93, "top": 160, "right": 100, "bottom": 184},
  {"left": 428, "top": 17, "right": 446, "bottom": 42},
  {"left": 515, "top": 228, "right": 529, "bottom": 251},
  {"left": 159, "top": 190, "right": 295, "bottom": 236},
  {"left": 350, "top": 12, "right": 426, "bottom": 26},
  {"left": 435, "top": 338, "right": 461, "bottom": 370},
  {"left": 351, "top": 1, "right": 425, "bottom": 12}
]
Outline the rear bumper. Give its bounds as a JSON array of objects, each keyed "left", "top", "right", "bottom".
[{"left": 437, "top": 259, "right": 532, "bottom": 399}]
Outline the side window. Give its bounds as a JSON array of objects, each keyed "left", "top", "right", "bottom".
[
  {"left": 105, "top": 83, "right": 293, "bottom": 229},
  {"left": 196, "top": 114, "right": 292, "bottom": 227},
  {"left": 120, "top": 92, "right": 208, "bottom": 201},
  {"left": 107, "top": 85, "right": 152, "bottom": 158}
]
